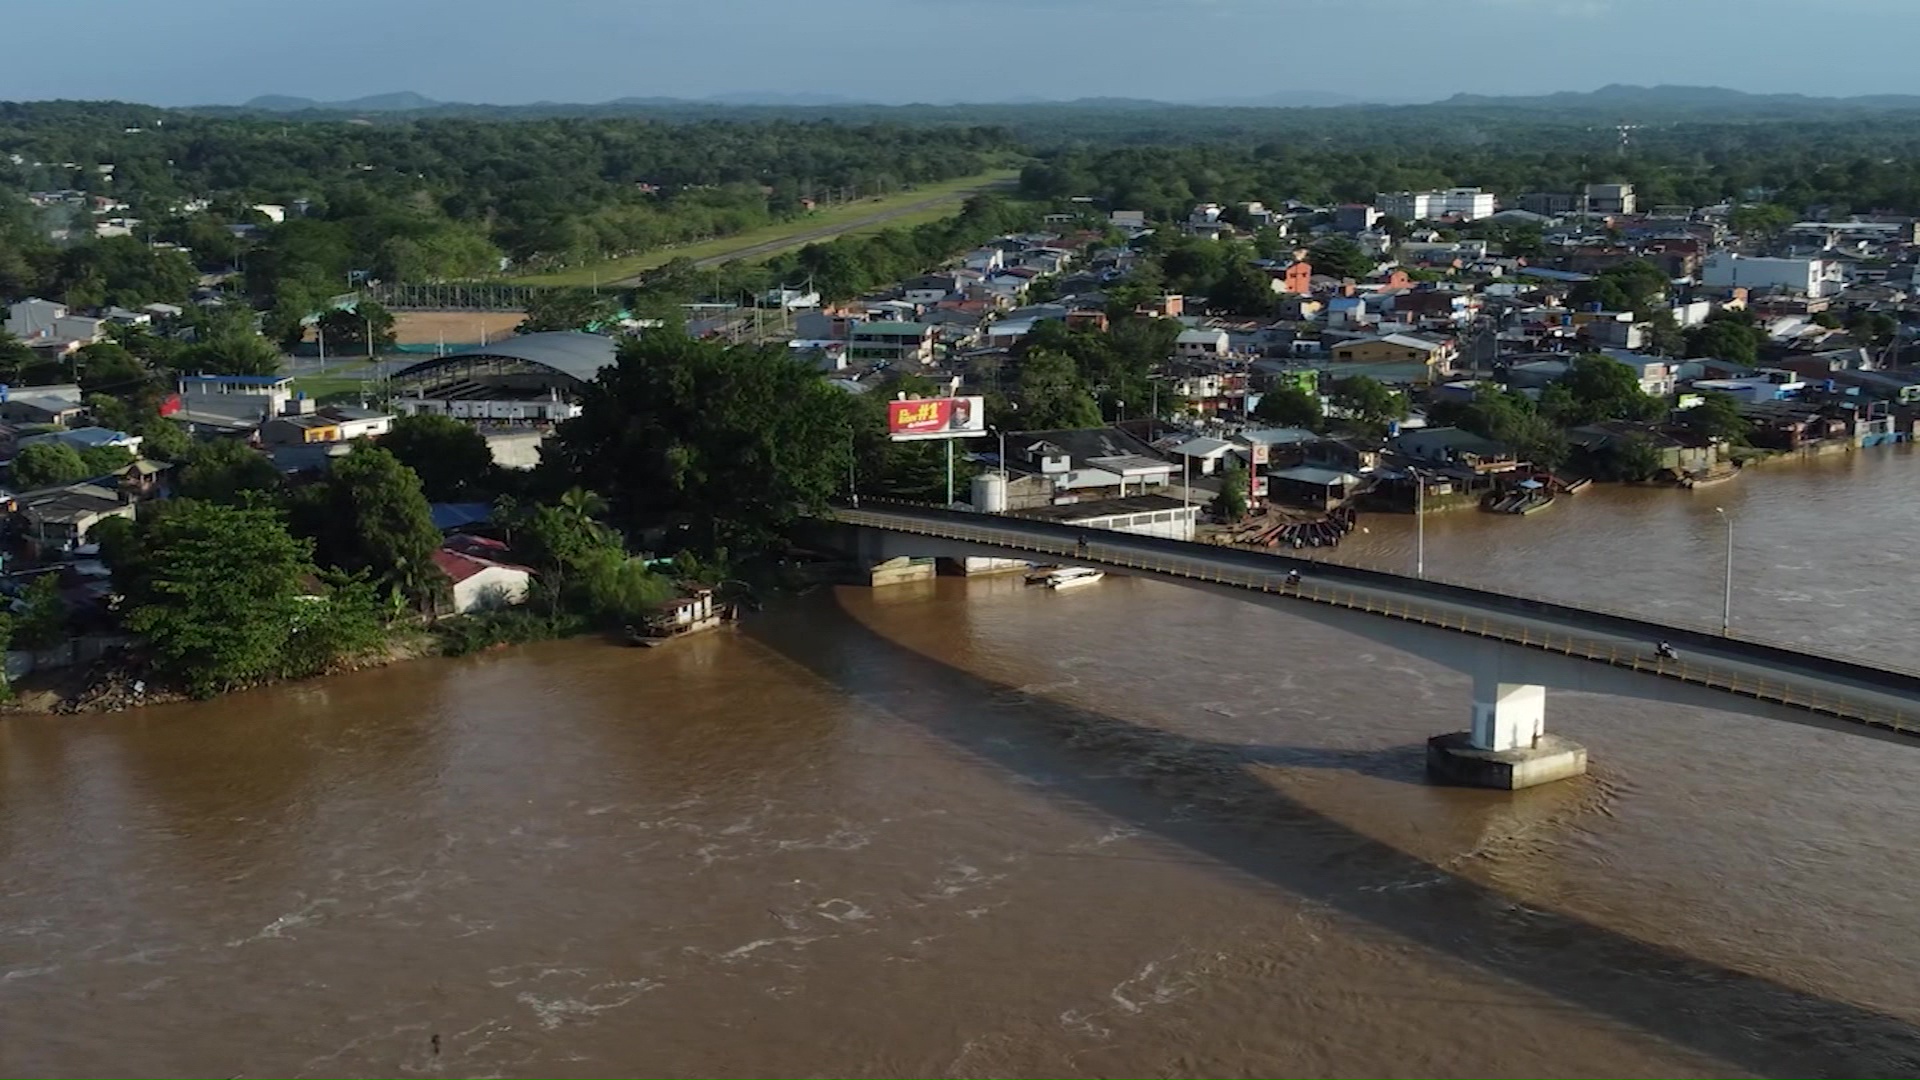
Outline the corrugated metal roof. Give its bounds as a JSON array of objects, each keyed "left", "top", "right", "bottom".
[{"left": 393, "top": 331, "right": 618, "bottom": 385}]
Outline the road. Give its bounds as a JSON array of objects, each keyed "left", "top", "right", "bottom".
[{"left": 612, "top": 176, "right": 1018, "bottom": 285}]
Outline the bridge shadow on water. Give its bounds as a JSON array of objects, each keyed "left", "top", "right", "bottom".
[{"left": 751, "top": 595, "right": 1920, "bottom": 1078}]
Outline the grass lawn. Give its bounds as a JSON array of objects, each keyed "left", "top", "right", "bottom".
[
  {"left": 504, "top": 168, "right": 1022, "bottom": 287},
  {"left": 289, "top": 361, "right": 381, "bottom": 401}
]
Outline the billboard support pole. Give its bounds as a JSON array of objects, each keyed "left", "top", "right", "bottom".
[{"left": 945, "top": 439, "right": 955, "bottom": 508}]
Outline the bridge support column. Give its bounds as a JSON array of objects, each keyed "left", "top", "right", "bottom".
[{"left": 1427, "top": 673, "right": 1587, "bottom": 790}]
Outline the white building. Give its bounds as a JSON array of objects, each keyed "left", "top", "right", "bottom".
[
  {"left": 432, "top": 538, "right": 534, "bottom": 615},
  {"left": 177, "top": 374, "right": 295, "bottom": 423},
  {"left": 1701, "top": 253, "right": 1845, "bottom": 298},
  {"left": 1174, "top": 328, "right": 1230, "bottom": 357},
  {"left": 1585, "top": 183, "right": 1636, "bottom": 215},
  {"left": 1376, "top": 188, "right": 1496, "bottom": 222}
]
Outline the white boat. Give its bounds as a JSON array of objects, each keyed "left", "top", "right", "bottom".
[{"left": 1044, "top": 567, "right": 1105, "bottom": 590}]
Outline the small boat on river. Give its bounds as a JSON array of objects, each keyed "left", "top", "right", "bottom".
[
  {"left": 626, "top": 587, "right": 738, "bottom": 647},
  {"left": 1043, "top": 567, "right": 1105, "bottom": 590}
]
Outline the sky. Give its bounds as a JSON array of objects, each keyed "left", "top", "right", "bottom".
[{"left": 8, "top": 0, "right": 1920, "bottom": 106}]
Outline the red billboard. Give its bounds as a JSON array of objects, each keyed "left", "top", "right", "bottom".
[{"left": 887, "top": 396, "right": 986, "bottom": 441}]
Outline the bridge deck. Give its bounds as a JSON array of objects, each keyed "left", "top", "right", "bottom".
[{"left": 832, "top": 505, "right": 1920, "bottom": 740}]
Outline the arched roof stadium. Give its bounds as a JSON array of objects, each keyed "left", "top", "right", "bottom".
[{"left": 390, "top": 330, "right": 619, "bottom": 387}]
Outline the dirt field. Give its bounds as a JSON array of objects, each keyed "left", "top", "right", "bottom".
[{"left": 389, "top": 310, "right": 526, "bottom": 346}]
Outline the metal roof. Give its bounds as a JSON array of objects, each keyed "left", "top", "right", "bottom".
[
  {"left": 1270, "top": 465, "right": 1361, "bottom": 487},
  {"left": 393, "top": 331, "right": 619, "bottom": 385}
]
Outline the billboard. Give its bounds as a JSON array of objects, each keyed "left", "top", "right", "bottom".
[{"left": 887, "top": 396, "right": 987, "bottom": 441}]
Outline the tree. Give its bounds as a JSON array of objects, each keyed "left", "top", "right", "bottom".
[
  {"left": 74, "top": 341, "right": 149, "bottom": 398},
  {"left": 291, "top": 445, "right": 445, "bottom": 608},
  {"left": 1308, "top": 236, "right": 1370, "bottom": 280},
  {"left": 1254, "top": 385, "right": 1320, "bottom": 429},
  {"left": 14, "top": 442, "right": 87, "bottom": 488},
  {"left": 1543, "top": 354, "right": 1665, "bottom": 427},
  {"left": 119, "top": 502, "right": 319, "bottom": 696},
  {"left": 519, "top": 289, "right": 619, "bottom": 333},
  {"left": 1679, "top": 392, "right": 1752, "bottom": 444},
  {"left": 1613, "top": 436, "right": 1666, "bottom": 482},
  {"left": 1846, "top": 310, "right": 1897, "bottom": 346},
  {"left": 132, "top": 415, "right": 194, "bottom": 463},
  {"left": 1329, "top": 375, "right": 1408, "bottom": 430},
  {"left": 1014, "top": 348, "right": 1103, "bottom": 430},
  {"left": 317, "top": 302, "right": 397, "bottom": 355},
  {"left": 1685, "top": 315, "right": 1761, "bottom": 366},
  {"left": 1209, "top": 261, "right": 1276, "bottom": 316},
  {"left": 547, "top": 333, "right": 861, "bottom": 553},
  {"left": 1729, "top": 203, "right": 1795, "bottom": 238},
  {"left": 14, "top": 574, "right": 68, "bottom": 650},
  {"left": 78, "top": 445, "right": 135, "bottom": 477},
  {"left": 177, "top": 438, "right": 283, "bottom": 505},
  {"left": 1213, "top": 458, "right": 1248, "bottom": 521},
  {"left": 381, "top": 414, "right": 497, "bottom": 501},
  {"left": 178, "top": 330, "right": 281, "bottom": 376},
  {"left": 1428, "top": 386, "right": 1569, "bottom": 470}
]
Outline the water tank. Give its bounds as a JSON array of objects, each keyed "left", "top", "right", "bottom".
[{"left": 972, "top": 472, "right": 1008, "bottom": 514}]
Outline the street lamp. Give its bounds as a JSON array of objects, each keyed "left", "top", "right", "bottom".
[
  {"left": 1715, "top": 507, "right": 1733, "bottom": 634},
  {"left": 1412, "top": 468, "right": 1426, "bottom": 580}
]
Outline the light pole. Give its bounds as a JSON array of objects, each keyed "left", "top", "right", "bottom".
[
  {"left": 1715, "top": 506, "right": 1733, "bottom": 634},
  {"left": 1413, "top": 468, "right": 1426, "bottom": 580}
]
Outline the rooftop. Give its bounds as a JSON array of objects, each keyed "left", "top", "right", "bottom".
[{"left": 1010, "top": 493, "right": 1193, "bottom": 525}]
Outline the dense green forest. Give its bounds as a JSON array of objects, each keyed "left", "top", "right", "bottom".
[{"left": 0, "top": 102, "right": 1014, "bottom": 294}]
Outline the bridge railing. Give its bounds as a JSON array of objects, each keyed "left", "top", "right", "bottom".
[{"left": 827, "top": 505, "right": 1917, "bottom": 737}]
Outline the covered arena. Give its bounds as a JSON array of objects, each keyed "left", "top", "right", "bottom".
[{"left": 388, "top": 331, "right": 618, "bottom": 424}]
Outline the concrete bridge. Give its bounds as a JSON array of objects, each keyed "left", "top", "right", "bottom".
[{"left": 805, "top": 504, "right": 1920, "bottom": 787}]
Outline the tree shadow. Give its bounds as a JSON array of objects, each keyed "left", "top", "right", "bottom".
[{"left": 750, "top": 598, "right": 1920, "bottom": 1078}]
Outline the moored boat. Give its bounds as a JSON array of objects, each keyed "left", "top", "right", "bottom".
[{"left": 1043, "top": 567, "right": 1105, "bottom": 590}]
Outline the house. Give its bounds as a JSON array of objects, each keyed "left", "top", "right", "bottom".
[
  {"left": 432, "top": 535, "right": 534, "bottom": 615},
  {"left": 1393, "top": 427, "right": 1519, "bottom": 473},
  {"left": 1110, "top": 210, "right": 1148, "bottom": 230},
  {"left": 1594, "top": 349, "right": 1676, "bottom": 397},
  {"left": 11, "top": 482, "right": 135, "bottom": 556},
  {"left": 1330, "top": 333, "right": 1457, "bottom": 378},
  {"left": 178, "top": 373, "right": 295, "bottom": 424},
  {"left": 1264, "top": 260, "right": 1313, "bottom": 295},
  {"left": 1566, "top": 421, "right": 1717, "bottom": 478},
  {"left": 1168, "top": 436, "right": 1238, "bottom": 476},
  {"left": 5, "top": 298, "right": 65, "bottom": 341},
  {"left": 0, "top": 391, "right": 86, "bottom": 427},
  {"left": 963, "top": 248, "right": 1006, "bottom": 274},
  {"left": 1010, "top": 493, "right": 1198, "bottom": 541},
  {"left": 901, "top": 274, "right": 960, "bottom": 305},
  {"left": 18, "top": 426, "right": 143, "bottom": 457},
  {"left": 259, "top": 402, "right": 395, "bottom": 447},
  {"left": 847, "top": 321, "right": 937, "bottom": 366},
  {"left": 1701, "top": 253, "right": 1844, "bottom": 298},
  {"left": 1267, "top": 465, "right": 1363, "bottom": 510},
  {"left": 1174, "top": 328, "right": 1230, "bottom": 358},
  {"left": 1007, "top": 427, "right": 1177, "bottom": 499}
]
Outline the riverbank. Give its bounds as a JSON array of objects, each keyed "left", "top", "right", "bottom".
[{"left": 1, "top": 630, "right": 445, "bottom": 716}]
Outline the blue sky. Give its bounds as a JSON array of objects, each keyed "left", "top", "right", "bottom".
[{"left": 8, "top": 0, "right": 1918, "bottom": 105}]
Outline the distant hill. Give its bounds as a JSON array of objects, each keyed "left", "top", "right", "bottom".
[
  {"left": 1435, "top": 83, "right": 1920, "bottom": 113},
  {"left": 214, "top": 83, "right": 1920, "bottom": 120},
  {"left": 240, "top": 91, "right": 442, "bottom": 112}
]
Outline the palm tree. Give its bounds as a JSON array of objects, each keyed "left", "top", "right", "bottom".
[{"left": 558, "top": 487, "right": 613, "bottom": 544}]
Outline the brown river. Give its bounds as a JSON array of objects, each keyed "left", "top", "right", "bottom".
[{"left": 5, "top": 449, "right": 1920, "bottom": 1077}]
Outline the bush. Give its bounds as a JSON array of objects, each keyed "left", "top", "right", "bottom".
[{"left": 435, "top": 608, "right": 584, "bottom": 657}]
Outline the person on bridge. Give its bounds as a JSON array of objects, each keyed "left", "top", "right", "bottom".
[
  {"left": 1657, "top": 641, "right": 1679, "bottom": 661},
  {"left": 1076, "top": 535, "right": 1090, "bottom": 558},
  {"left": 1286, "top": 569, "right": 1302, "bottom": 587}
]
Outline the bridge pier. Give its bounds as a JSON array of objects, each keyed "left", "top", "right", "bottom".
[{"left": 1427, "top": 672, "right": 1588, "bottom": 790}]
